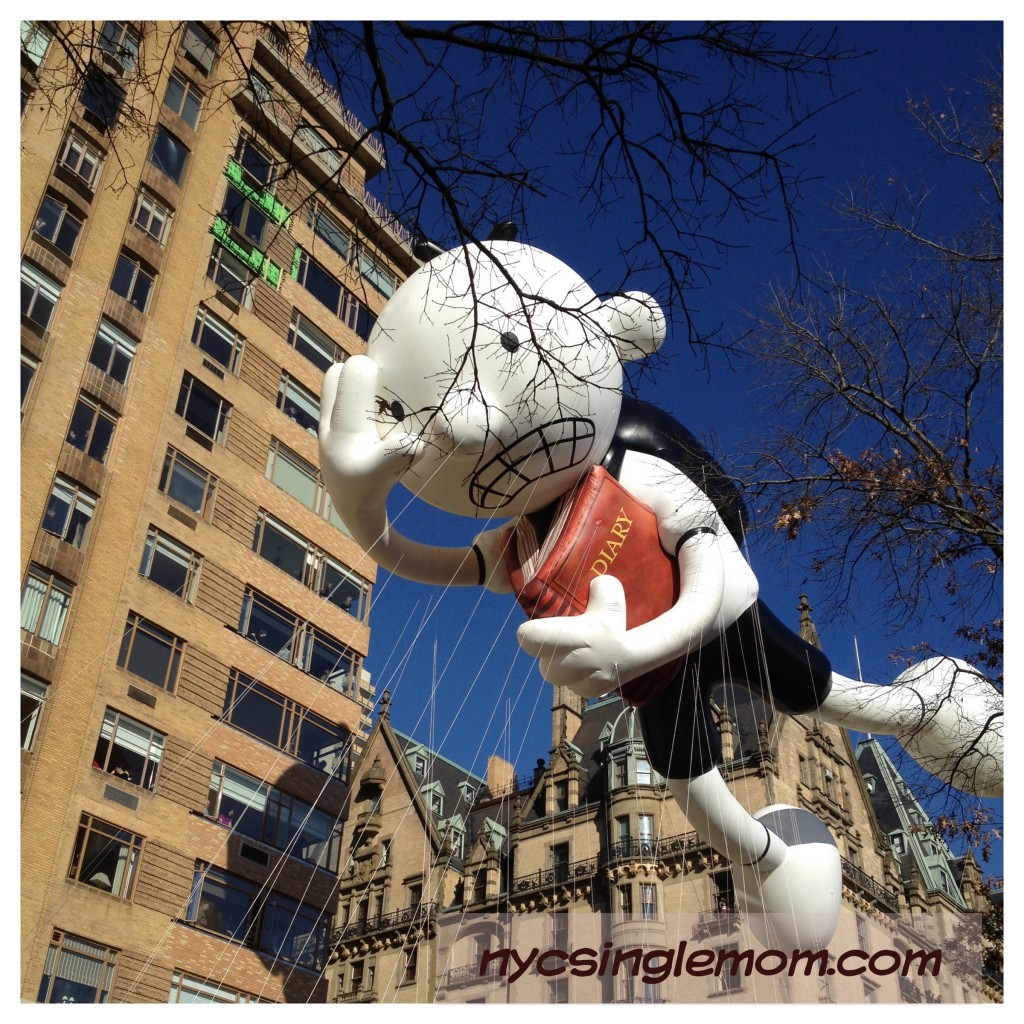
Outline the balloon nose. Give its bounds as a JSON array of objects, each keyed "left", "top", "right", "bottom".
[{"left": 438, "top": 388, "right": 505, "bottom": 456}]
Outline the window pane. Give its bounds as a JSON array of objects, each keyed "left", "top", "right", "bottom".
[
  {"left": 118, "top": 613, "right": 182, "bottom": 691},
  {"left": 277, "top": 376, "right": 320, "bottom": 432},
  {"left": 181, "top": 22, "right": 217, "bottom": 74},
  {"left": 223, "top": 676, "right": 284, "bottom": 748},
  {"left": 22, "top": 674, "right": 48, "bottom": 750},
  {"left": 160, "top": 448, "right": 215, "bottom": 514},
  {"left": 253, "top": 515, "right": 309, "bottom": 583},
  {"left": 149, "top": 127, "right": 189, "bottom": 183},
  {"left": 88, "top": 320, "right": 137, "bottom": 384},
  {"left": 192, "top": 306, "right": 242, "bottom": 371},
  {"left": 288, "top": 312, "right": 340, "bottom": 372}
]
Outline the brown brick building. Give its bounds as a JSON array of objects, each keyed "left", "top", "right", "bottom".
[{"left": 20, "top": 20, "right": 416, "bottom": 1003}]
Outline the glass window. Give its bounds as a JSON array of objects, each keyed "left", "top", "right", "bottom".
[
  {"left": 22, "top": 352, "right": 39, "bottom": 412},
  {"left": 287, "top": 311, "right": 343, "bottom": 372},
  {"left": 234, "top": 136, "right": 274, "bottom": 190},
  {"left": 21, "top": 673, "right": 48, "bottom": 751},
  {"left": 180, "top": 22, "right": 217, "bottom": 75},
  {"left": 306, "top": 627, "right": 360, "bottom": 693},
  {"left": 42, "top": 475, "right": 97, "bottom": 548},
  {"left": 266, "top": 440, "right": 319, "bottom": 508},
  {"left": 21, "top": 261, "right": 62, "bottom": 331},
  {"left": 207, "top": 243, "right": 253, "bottom": 307},
  {"left": 295, "top": 250, "right": 376, "bottom": 341},
  {"left": 37, "top": 930, "right": 117, "bottom": 1004},
  {"left": 297, "top": 123, "right": 342, "bottom": 174},
  {"left": 118, "top": 612, "right": 184, "bottom": 691},
  {"left": 252, "top": 513, "right": 311, "bottom": 584},
  {"left": 149, "top": 125, "right": 189, "bottom": 183},
  {"left": 221, "top": 184, "right": 267, "bottom": 249},
  {"left": 192, "top": 305, "right": 243, "bottom": 372},
  {"left": 68, "top": 813, "right": 143, "bottom": 899},
  {"left": 80, "top": 67, "right": 125, "bottom": 129},
  {"left": 34, "top": 195, "right": 83, "bottom": 258},
  {"left": 639, "top": 882, "right": 657, "bottom": 920},
  {"left": 168, "top": 972, "right": 263, "bottom": 1004},
  {"left": 131, "top": 189, "right": 172, "bottom": 243},
  {"left": 175, "top": 372, "right": 230, "bottom": 443},
  {"left": 66, "top": 395, "right": 117, "bottom": 463},
  {"left": 307, "top": 205, "right": 351, "bottom": 261},
  {"left": 58, "top": 131, "right": 104, "bottom": 188},
  {"left": 277, "top": 374, "right": 320, "bottom": 433},
  {"left": 159, "top": 447, "right": 217, "bottom": 516},
  {"left": 21, "top": 21, "right": 52, "bottom": 65},
  {"left": 239, "top": 589, "right": 301, "bottom": 663},
  {"left": 139, "top": 527, "right": 202, "bottom": 601},
  {"left": 636, "top": 758, "right": 652, "bottom": 785},
  {"left": 248, "top": 71, "right": 271, "bottom": 104},
  {"left": 21, "top": 566, "right": 73, "bottom": 645},
  {"left": 93, "top": 707, "right": 164, "bottom": 789},
  {"left": 357, "top": 248, "right": 395, "bottom": 299},
  {"left": 318, "top": 556, "right": 370, "bottom": 619},
  {"left": 162, "top": 72, "right": 201, "bottom": 129},
  {"left": 88, "top": 318, "right": 137, "bottom": 384},
  {"left": 98, "top": 21, "right": 140, "bottom": 73},
  {"left": 110, "top": 253, "right": 154, "bottom": 312}
]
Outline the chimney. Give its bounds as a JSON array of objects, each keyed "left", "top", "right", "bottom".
[
  {"left": 551, "top": 684, "right": 585, "bottom": 748},
  {"left": 486, "top": 755, "right": 516, "bottom": 798}
]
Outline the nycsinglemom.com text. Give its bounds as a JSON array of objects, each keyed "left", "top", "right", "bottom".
[{"left": 479, "top": 941, "right": 942, "bottom": 985}]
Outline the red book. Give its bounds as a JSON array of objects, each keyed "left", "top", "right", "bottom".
[{"left": 502, "top": 465, "right": 683, "bottom": 707}]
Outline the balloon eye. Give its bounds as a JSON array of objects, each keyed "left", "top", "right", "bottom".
[
  {"left": 500, "top": 331, "right": 521, "bottom": 353},
  {"left": 390, "top": 401, "right": 406, "bottom": 421}
]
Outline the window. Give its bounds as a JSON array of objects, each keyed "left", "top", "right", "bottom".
[
  {"left": 221, "top": 184, "right": 267, "bottom": 249},
  {"left": 191, "top": 305, "right": 243, "bottom": 372},
  {"left": 252, "top": 513, "right": 310, "bottom": 583},
  {"left": 307, "top": 205, "right": 352, "bottom": 260},
  {"left": 357, "top": 248, "right": 396, "bottom": 299},
  {"left": 160, "top": 447, "right": 217, "bottom": 516},
  {"left": 248, "top": 70, "right": 271, "bottom": 104},
  {"left": 718, "top": 945, "right": 743, "bottom": 994},
  {"left": 80, "top": 67, "right": 125, "bottom": 130},
  {"left": 162, "top": 72, "right": 201, "bottom": 129},
  {"left": 234, "top": 135, "right": 275, "bottom": 190},
  {"left": 66, "top": 395, "right": 117, "bottom": 463},
  {"left": 110, "top": 252, "right": 154, "bottom": 312},
  {"left": 93, "top": 707, "right": 164, "bottom": 789},
  {"left": 617, "top": 884, "right": 632, "bottom": 920},
  {"left": 862, "top": 980, "right": 879, "bottom": 1003},
  {"left": 149, "top": 125, "right": 189, "bottom": 183},
  {"left": 206, "top": 761, "right": 342, "bottom": 871},
  {"left": 34, "top": 195, "right": 83, "bottom": 257},
  {"left": 58, "top": 131, "right": 104, "bottom": 188},
  {"left": 221, "top": 671, "right": 352, "bottom": 779},
  {"left": 318, "top": 555, "right": 370, "bottom": 619},
  {"left": 614, "top": 759, "right": 627, "bottom": 789},
  {"left": 21, "top": 566, "right": 73, "bottom": 645},
  {"left": 37, "top": 930, "right": 117, "bottom": 1004},
  {"left": 891, "top": 833, "right": 906, "bottom": 856},
  {"left": 139, "top": 527, "right": 202, "bottom": 601},
  {"left": 168, "top": 973, "right": 263, "bottom": 1004},
  {"left": 22, "top": 674, "right": 48, "bottom": 751},
  {"left": 403, "top": 946, "right": 418, "bottom": 984},
  {"left": 68, "top": 813, "right": 142, "bottom": 898},
  {"left": 553, "top": 780, "right": 569, "bottom": 813},
  {"left": 131, "top": 189, "right": 172, "bottom": 243},
  {"left": 43, "top": 475, "right": 97, "bottom": 548},
  {"left": 277, "top": 373, "right": 320, "bottom": 433},
  {"left": 207, "top": 243, "right": 253, "bottom": 306},
  {"left": 297, "top": 122, "right": 343, "bottom": 175},
  {"left": 88, "top": 319, "right": 137, "bottom": 384},
  {"left": 640, "top": 882, "right": 658, "bottom": 920},
  {"left": 551, "top": 842, "right": 570, "bottom": 882},
  {"left": 265, "top": 440, "right": 351, "bottom": 533},
  {"left": 21, "top": 262, "right": 62, "bottom": 331},
  {"left": 636, "top": 758, "right": 652, "bottom": 785},
  {"left": 180, "top": 22, "right": 218, "bottom": 75},
  {"left": 22, "top": 353, "right": 39, "bottom": 412},
  {"left": 287, "top": 310, "right": 344, "bottom": 372},
  {"left": 98, "top": 21, "right": 140, "bottom": 73},
  {"left": 638, "top": 814, "right": 654, "bottom": 854},
  {"left": 118, "top": 612, "right": 184, "bottom": 691},
  {"left": 294, "top": 250, "right": 377, "bottom": 340},
  {"left": 175, "top": 372, "right": 230, "bottom": 443},
  {"left": 237, "top": 587, "right": 361, "bottom": 691},
  {"left": 21, "top": 21, "right": 52, "bottom": 65}
]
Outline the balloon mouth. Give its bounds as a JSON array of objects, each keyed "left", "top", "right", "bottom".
[{"left": 468, "top": 417, "right": 596, "bottom": 509}]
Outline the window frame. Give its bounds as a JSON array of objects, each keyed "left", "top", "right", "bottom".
[
  {"left": 109, "top": 252, "right": 154, "bottom": 313},
  {"left": 131, "top": 189, "right": 172, "bottom": 243},
  {"left": 68, "top": 812, "right": 143, "bottom": 899},
  {"left": 98, "top": 21, "right": 141, "bottom": 73},
  {"left": 22, "top": 673, "right": 48, "bottom": 751},
  {"left": 118, "top": 611, "right": 185, "bottom": 692},
  {"left": 175, "top": 372, "right": 231, "bottom": 444},
  {"left": 22, "top": 352, "right": 39, "bottom": 412},
  {"left": 21, "top": 21, "right": 53, "bottom": 66},
  {"left": 42, "top": 475, "right": 97, "bottom": 549},
  {"left": 58, "top": 131, "right": 104, "bottom": 188},
  {"left": 294, "top": 249, "right": 377, "bottom": 341},
  {"left": 66, "top": 394, "right": 117, "bottom": 463},
  {"left": 287, "top": 310, "right": 344, "bottom": 372},
  {"left": 168, "top": 972, "right": 263, "bottom": 1004},
  {"left": 180, "top": 22, "right": 218, "bottom": 75},
  {"left": 207, "top": 242, "right": 254, "bottom": 307},
  {"left": 79, "top": 65, "right": 125, "bottom": 130},
  {"left": 148, "top": 124, "right": 189, "bottom": 184},
  {"left": 191, "top": 305, "right": 244, "bottom": 373},
  {"left": 139, "top": 527, "right": 202, "bottom": 602},
  {"left": 159, "top": 446, "right": 217, "bottom": 516},
  {"left": 21, "top": 565, "right": 73, "bottom": 646},
  {"left": 233, "top": 135, "right": 275, "bottom": 191},
  {"left": 221, "top": 183, "right": 268, "bottom": 250},
  {"left": 37, "top": 930, "right": 117, "bottom": 1004},
  {"left": 93, "top": 707, "right": 164, "bottom": 789},
  {"left": 265, "top": 438, "right": 351, "bottom": 534},
  {"left": 34, "top": 194, "right": 83, "bottom": 258},
  {"left": 88, "top": 318, "right": 138, "bottom": 385},
  {"left": 21, "top": 261, "right": 62, "bottom": 331},
  {"left": 276, "top": 373, "right": 320, "bottom": 433},
  {"left": 162, "top": 72, "right": 202, "bottom": 129}
]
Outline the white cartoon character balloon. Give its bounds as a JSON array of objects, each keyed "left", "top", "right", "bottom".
[{"left": 320, "top": 237, "right": 1003, "bottom": 949}]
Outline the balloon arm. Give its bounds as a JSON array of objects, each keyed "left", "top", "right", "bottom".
[{"left": 814, "top": 674, "right": 926, "bottom": 734}]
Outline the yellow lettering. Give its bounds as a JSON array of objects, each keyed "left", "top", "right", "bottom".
[{"left": 591, "top": 558, "right": 610, "bottom": 576}]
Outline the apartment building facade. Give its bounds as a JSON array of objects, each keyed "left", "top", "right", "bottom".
[{"left": 20, "top": 20, "right": 416, "bottom": 1003}]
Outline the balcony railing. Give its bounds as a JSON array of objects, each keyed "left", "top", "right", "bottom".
[
  {"left": 445, "top": 962, "right": 506, "bottom": 989},
  {"left": 330, "top": 902, "right": 436, "bottom": 945},
  {"left": 604, "top": 830, "right": 704, "bottom": 866},
  {"left": 511, "top": 857, "right": 599, "bottom": 895},
  {"left": 693, "top": 910, "right": 742, "bottom": 939},
  {"left": 334, "top": 987, "right": 377, "bottom": 1003},
  {"left": 841, "top": 857, "right": 900, "bottom": 913}
]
